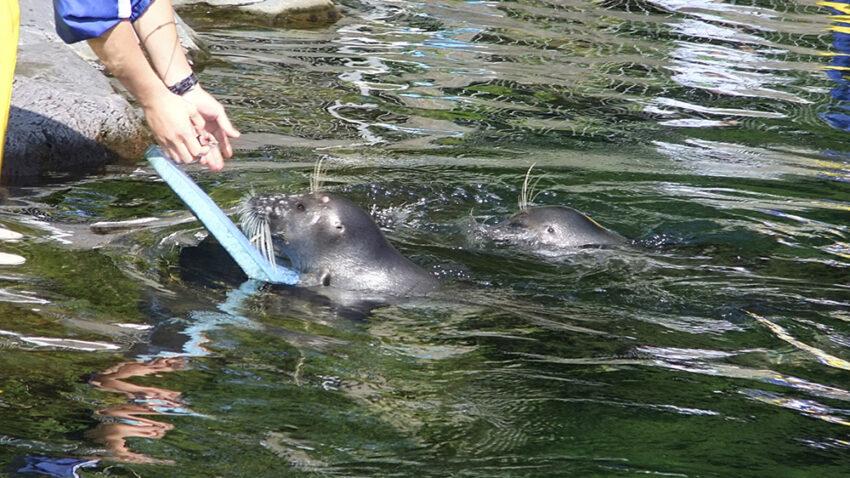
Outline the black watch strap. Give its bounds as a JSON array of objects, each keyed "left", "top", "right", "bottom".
[{"left": 168, "top": 73, "right": 198, "bottom": 96}]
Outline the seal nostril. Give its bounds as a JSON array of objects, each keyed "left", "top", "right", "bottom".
[{"left": 296, "top": 202, "right": 305, "bottom": 212}]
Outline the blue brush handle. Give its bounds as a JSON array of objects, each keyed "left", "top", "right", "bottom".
[{"left": 146, "top": 146, "right": 298, "bottom": 285}]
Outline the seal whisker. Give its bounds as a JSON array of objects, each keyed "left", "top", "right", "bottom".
[
  {"left": 238, "top": 195, "right": 279, "bottom": 270},
  {"left": 519, "top": 164, "right": 550, "bottom": 210},
  {"left": 262, "top": 220, "right": 277, "bottom": 271},
  {"left": 519, "top": 163, "right": 536, "bottom": 210},
  {"left": 528, "top": 174, "right": 546, "bottom": 205},
  {"left": 310, "top": 157, "right": 328, "bottom": 194}
]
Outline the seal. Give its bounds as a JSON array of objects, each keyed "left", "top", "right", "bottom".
[
  {"left": 491, "top": 205, "right": 624, "bottom": 249},
  {"left": 484, "top": 165, "right": 624, "bottom": 251},
  {"left": 240, "top": 192, "right": 438, "bottom": 296}
]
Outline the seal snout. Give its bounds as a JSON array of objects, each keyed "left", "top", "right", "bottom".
[
  {"left": 244, "top": 195, "right": 285, "bottom": 220},
  {"left": 239, "top": 194, "right": 289, "bottom": 268}
]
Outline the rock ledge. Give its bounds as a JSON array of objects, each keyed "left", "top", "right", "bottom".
[
  {"left": 174, "top": 0, "right": 341, "bottom": 27},
  {"left": 4, "top": 0, "right": 149, "bottom": 183}
]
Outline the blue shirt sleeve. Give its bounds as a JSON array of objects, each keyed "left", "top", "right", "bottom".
[{"left": 53, "top": 0, "right": 153, "bottom": 44}]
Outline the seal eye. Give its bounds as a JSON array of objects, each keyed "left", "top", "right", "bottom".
[{"left": 296, "top": 202, "right": 306, "bottom": 212}]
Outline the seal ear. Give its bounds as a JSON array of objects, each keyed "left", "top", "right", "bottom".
[{"left": 333, "top": 220, "right": 345, "bottom": 233}]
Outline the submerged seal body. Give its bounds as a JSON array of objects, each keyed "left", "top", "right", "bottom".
[
  {"left": 241, "top": 193, "right": 438, "bottom": 296},
  {"left": 488, "top": 205, "right": 624, "bottom": 251}
]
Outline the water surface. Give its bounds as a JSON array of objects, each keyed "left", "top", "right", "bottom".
[{"left": 2, "top": 1, "right": 850, "bottom": 476}]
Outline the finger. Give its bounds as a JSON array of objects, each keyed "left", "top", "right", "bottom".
[
  {"left": 217, "top": 115, "right": 239, "bottom": 158},
  {"left": 165, "top": 144, "right": 186, "bottom": 164},
  {"left": 217, "top": 112, "right": 240, "bottom": 138},
  {"left": 172, "top": 142, "right": 195, "bottom": 165},
  {"left": 201, "top": 132, "right": 217, "bottom": 146},
  {"left": 198, "top": 145, "right": 211, "bottom": 166},
  {"left": 205, "top": 146, "right": 224, "bottom": 172},
  {"left": 199, "top": 133, "right": 220, "bottom": 162},
  {"left": 182, "top": 131, "right": 208, "bottom": 159},
  {"left": 163, "top": 144, "right": 180, "bottom": 163},
  {"left": 212, "top": 126, "right": 233, "bottom": 159},
  {"left": 188, "top": 107, "right": 206, "bottom": 136}
]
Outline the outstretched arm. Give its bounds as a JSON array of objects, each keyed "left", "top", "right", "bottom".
[
  {"left": 133, "top": 0, "right": 240, "bottom": 170},
  {"left": 87, "top": 19, "right": 210, "bottom": 167}
]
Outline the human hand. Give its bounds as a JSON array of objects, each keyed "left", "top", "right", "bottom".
[
  {"left": 142, "top": 92, "right": 211, "bottom": 167},
  {"left": 182, "top": 86, "right": 241, "bottom": 172}
]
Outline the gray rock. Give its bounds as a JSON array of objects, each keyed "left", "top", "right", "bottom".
[
  {"left": 174, "top": 13, "right": 211, "bottom": 65},
  {"left": 3, "top": 0, "right": 152, "bottom": 183},
  {"left": 173, "top": 0, "right": 340, "bottom": 27}
]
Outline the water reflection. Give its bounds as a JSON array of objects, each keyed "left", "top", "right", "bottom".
[
  {"left": 822, "top": 1, "right": 850, "bottom": 131},
  {"left": 88, "top": 357, "right": 189, "bottom": 464},
  {"left": 330, "top": 2, "right": 475, "bottom": 144},
  {"left": 649, "top": 0, "right": 815, "bottom": 177},
  {"left": 520, "top": 348, "right": 850, "bottom": 403}
]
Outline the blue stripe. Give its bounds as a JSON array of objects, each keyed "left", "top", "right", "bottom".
[{"left": 53, "top": 0, "right": 154, "bottom": 44}]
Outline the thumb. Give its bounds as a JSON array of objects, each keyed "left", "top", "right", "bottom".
[{"left": 216, "top": 112, "right": 240, "bottom": 138}]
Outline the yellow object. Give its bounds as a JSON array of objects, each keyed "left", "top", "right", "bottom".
[
  {"left": 0, "top": 0, "right": 20, "bottom": 174},
  {"left": 820, "top": 1, "right": 850, "bottom": 15}
]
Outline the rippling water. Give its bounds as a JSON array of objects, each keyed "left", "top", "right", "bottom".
[{"left": 2, "top": 0, "right": 850, "bottom": 476}]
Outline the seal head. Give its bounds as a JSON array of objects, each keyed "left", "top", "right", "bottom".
[
  {"left": 489, "top": 205, "right": 625, "bottom": 251},
  {"left": 241, "top": 193, "right": 438, "bottom": 296}
]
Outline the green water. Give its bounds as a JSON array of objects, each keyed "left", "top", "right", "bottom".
[{"left": 2, "top": 0, "right": 850, "bottom": 476}]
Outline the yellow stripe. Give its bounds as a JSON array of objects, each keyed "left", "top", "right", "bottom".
[
  {"left": 0, "top": 0, "right": 20, "bottom": 176},
  {"left": 830, "top": 24, "right": 850, "bottom": 34},
  {"left": 819, "top": 1, "right": 850, "bottom": 15}
]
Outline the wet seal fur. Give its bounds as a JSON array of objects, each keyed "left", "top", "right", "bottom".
[
  {"left": 484, "top": 165, "right": 624, "bottom": 252},
  {"left": 239, "top": 176, "right": 438, "bottom": 296}
]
